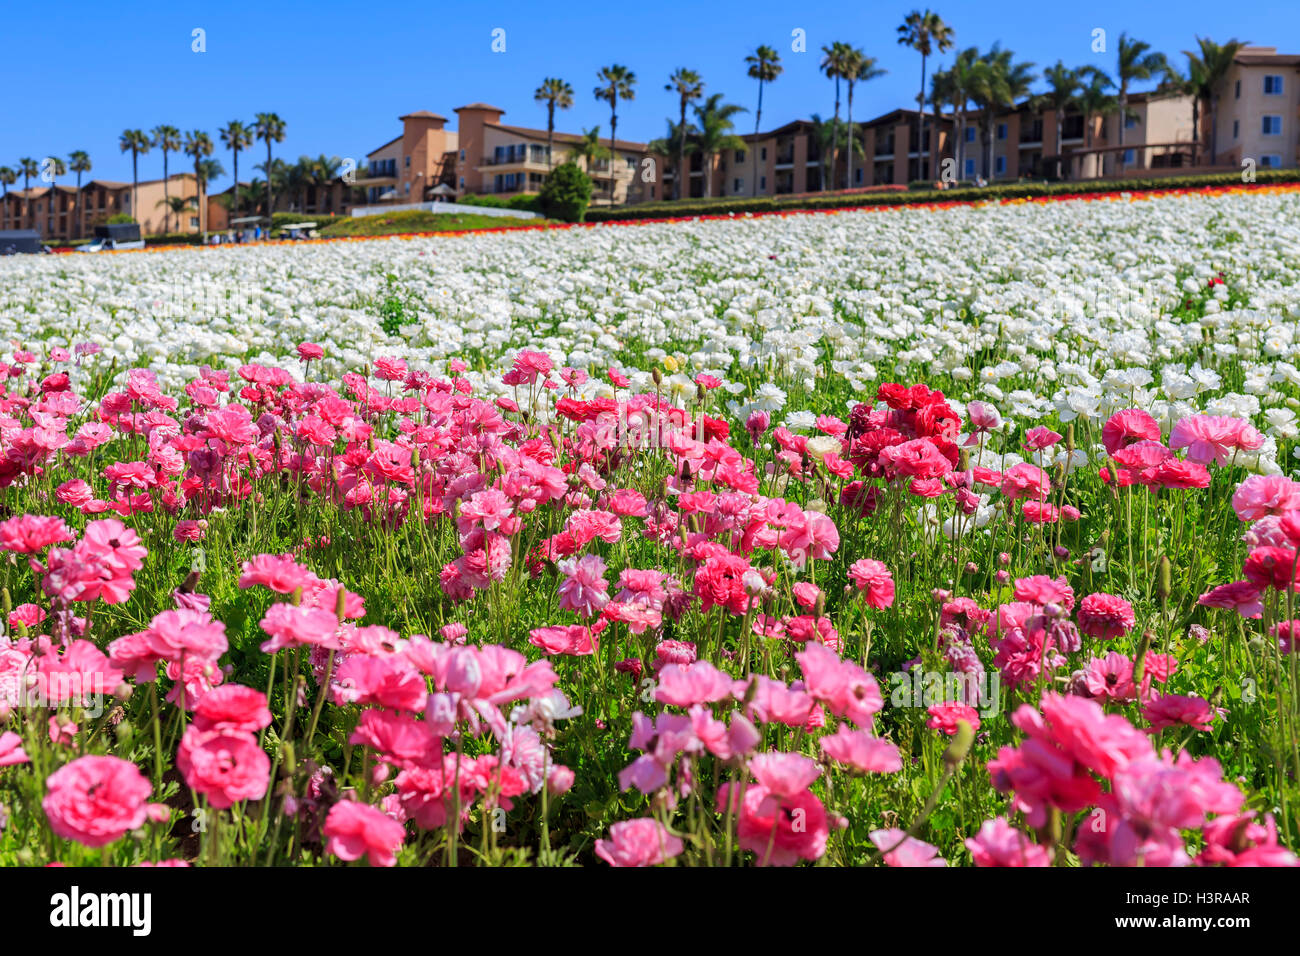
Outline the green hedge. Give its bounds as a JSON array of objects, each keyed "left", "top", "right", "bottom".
[
  {"left": 586, "top": 169, "right": 1300, "bottom": 222},
  {"left": 458, "top": 193, "right": 545, "bottom": 214}
]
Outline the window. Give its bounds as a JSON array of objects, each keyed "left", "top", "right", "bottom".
[
  {"left": 1233, "top": 120, "right": 1240, "bottom": 139},
  {"left": 1125, "top": 114, "right": 1139, "bottom": 129},
  {"left": 854, "top": 167, "right": 862, "bottom": 184},
  {"left": 459, "top": 149, "right": 465, "bottom": 161},
  {"left": 733, "top": 178, "right": 743, "bottom": 191},
  {"left": 964, "top": 158, "right": 975, "bottom": 176},
  {"left": 625, "top": 155, "right": 635, "bottom": 169},
  {"left": 995, "top": 155, "right": 1006, "bottom": 174},
  {"left": 1123, "top": 148, "right": 1135, "bottom": 164},
  {"left": 404, "top": 156, "right": 410, "bottom": 167},
  {"left": 996, "top": 123, "right": 1007, "bottom": 140},
  {"left": 190, "top": 216, "right": 199, "bottom": 228},
  {"left": 1234, "top": 79, "right": 1241, "bottom": 99},
  {"left": 734, "top": 149, "right": 746, "bottom": 163},
  {"left": 759, "top": 175, "right": 766, "bottom": 189},
  {"left": 1265, "top": 75, "right": 1285, "bottom": 95},
  {"left": 1261, "top": 155, "right": 1283, "bottom": 168},
  {"left": 1263, "top": 115, "right": 1283, "bottom": 135},
  {"left": 760, "top": 147, "right": 767, "bottom": 160},
  {"left": 459, "top": 177, "right": 465, "bottom": 188},
  {"left": 965, "top": 127, "right": 976, "bottom": 142}
]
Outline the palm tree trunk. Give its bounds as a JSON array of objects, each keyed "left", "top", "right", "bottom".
[
  {"left": 76, "top": 172, "right": 82, "bottom": 239},
  {"left": 918, "top": 53, "right": 927, "bottom": 180},
  {"left": 752, "top": 80, "right": 763, "bottom": 198},
  {"left": 677, "top": 100, "right": 687, "bottom": 200},
  {"left": 265, "top": 141, "right": 273, "bottom": 221},
  {"left": 132, "top": 151, "right": 139, "bottom": 226},
  {"left": 1056, "top": 116, "right": 1063, "bottom": 179},
  {"left": 846, "top": 84, "right": 855, "bottom": 189},
  {"left": 828, "top": 78, "right": 841, "bottom": 193},
  {"left": 547, "top": 104, "right": 556, "bottom": 170},
  {"left": 233, "top": 149, "right": 240, "bottom": 223},
  {"left": 1209, "top": 94, "right": 1219, "bottom": 166},
  {"left": 162, "top": 151, "right": 171, "bottom": 234},
  {"left": 1191, "top": 98, "right": 1201, "bottom": 166},
  {"left": 1117, "top": 88, "right": 1127, "bottom": 171},
  {"left": 609, "top": 100, "right": 618, "bottom": 203}
]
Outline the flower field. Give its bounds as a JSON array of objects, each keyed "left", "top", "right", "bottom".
[{"left": 2, "top": 183, "right": 1300, "bottom": 867}]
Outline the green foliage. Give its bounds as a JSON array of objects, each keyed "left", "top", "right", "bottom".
[
  {"left": 587, "top": 168, "right": 1300, "bottom": 221},
  {"left": 458, "top": 193, "right": 545, "bottom": 214},
  {"left": 537, "top": 161, "right": 593, "bottom": 223},
  {"left": 106, "top": 213, "right": 135, "bottom": 224}
]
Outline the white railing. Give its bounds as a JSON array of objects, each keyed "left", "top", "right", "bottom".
[{"left": 349, "top": 201, "right": 539, "bottom": 219}]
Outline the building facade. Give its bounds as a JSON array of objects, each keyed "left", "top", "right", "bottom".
[{"left": 1209, "top": 47, "right": 1300, "bottom": 170}]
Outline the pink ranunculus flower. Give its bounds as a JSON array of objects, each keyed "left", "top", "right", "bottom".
[
  {"left": 323, "top": 799, "right": 407, "bottom": 867},
  {"left": 871, "top": 828, "right": 947, "bottom": 867},
  {"left": 965, "top": 816, "right": 1052, "bottom": 867},
  {"left": 594, "top": 817, "right": 684, "bottom": 867},
  {"left": 819, "top": 725, "right": 902, "bottom": 773},
  {"left": 1077, "top": 592, "right": 1136, "bottom": 640},
  {"left": 43, "top": 755, "right": 168, "bottom": 847},
  {"left": 177, "top": 726, "right": 271, "bottom": 809},
  {"left": 847, "top": 559, "right": 895, "bottom": 608},
  {"left": 1169, "top": 414, "right": 1264, "bottom": 466}
]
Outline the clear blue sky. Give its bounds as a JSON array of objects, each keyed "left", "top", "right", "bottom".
[{"left": 1, "top": 0, "right": 1292, "bottom": 190}]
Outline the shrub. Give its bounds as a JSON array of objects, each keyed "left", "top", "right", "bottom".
[
  {"left": 538, "top": 162, "right": 593, "bottom": 223},
  {"left": 586, "top": 169, "right": 1300, "bottom": 222},
  {"left": 106, "top": 213, "right": 135, "bottom": 224}
]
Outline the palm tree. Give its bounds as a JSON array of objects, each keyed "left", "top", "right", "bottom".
[
  {"left": 1182, "top": 37, "right": 1250, "bottom": 167},
  {"left": 572, "top": 127, "right": 611, "bottom": 173},
  {"left": 184, "top": 130, "right": 214, "bottom": 238},
  {"left": 665, "top": 69, "right": 704, "bottom": 199},
  {"left": 533, "top": 78, "right": 574, "bottom": 169},
  {"left": 18, "top": 158, "right": 39, "bottom": 229},
  {"left": 692, "top": 93, "right": 748, "bottom": 198},
  {"left": 1076, "top": 68, "right": 1119, "bottom": 178},
  {"left": 0, "top": 167, "right": 15, "bottom": 229},
  {"left": 806, "top": 115, "right": 837, "bottom": 190},
  {"left": 843, "top": 50, "right": 886, "bottom": 189},
  {"left": 898, "top": 10, "right": 955, "bottom": 180},
  {"left": 1116, "top": 34, "right": 1167, "bottom": 170},
  {"left": 969, "top": 46, "right": 1035, "bottom": 180},
  {"left": 219, "top": 121, "right": 253, "bottom": 222},
  {"left": 67, "top": 151, "right": 91, "bottom": 238},
  {"left": 929, "top": 67, "right": 954, "bottom": 177},
  {"left": 647, "top": 118, "right": 697, "bottom": 196},
  {"left": 308, "top": 155, "right": 342, "bottom": 213},
  {"left": 43, "top": 156, "right": 66, "bottom": 236},
  {"left": 157, "top": 194, "right": 195, "bottom": 228},
  {"left": 1036, "top": 62, "right": 1081, "bottom": 179},
  {"left": 594, "top": 65, "right": 636, "bottom": 202},
  {"left": 151, "top": 125, "right": 181, "bottom": 233},
  {"left": 944, "top": 47, "right": 980, "bottom": 177},
  {"left": 255, "top": 158, "right": 290, "bottom": 214},
  {"left": 196, "top": 159, "right": 224, "bottom": 229},
  {"left": 819, "top": 42, "right": 853, "bottom": 191},
  {"left": 118, "top": 130, "right": 151, "bottom": 224},
  {"left": 254, "top": 113, "right": 286, "bottom": 218},
  {"left": 745, "top": 46, "right": 782, "bottom": 197}
]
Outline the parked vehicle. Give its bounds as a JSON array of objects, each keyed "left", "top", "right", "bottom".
[
  {"left": 0, "top": 230, "right": 45, "bottom": 255},
  {"left": 276, "top": 222, "right": 319, "bottom": 240},
  {"left": 80, "top": 222, "right": 145, "bottom": 252}
]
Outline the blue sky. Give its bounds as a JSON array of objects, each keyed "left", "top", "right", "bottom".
[{"left": 1, "top": 0, "right": 1292, "bottom": 190}]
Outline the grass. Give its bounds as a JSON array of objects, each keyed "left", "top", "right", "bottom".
[{"left": 319, "top": 209, "right": 556, "bottom": 238}]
